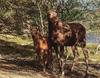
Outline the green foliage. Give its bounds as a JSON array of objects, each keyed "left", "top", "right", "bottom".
[
  {"left": 0, "top": 0, "right": 13, "bottom": 16},
  {"left": 57, "top": 0, "right": 84, "bottom": 21},
  {"left": 0, "top": 0, "right": 99, "bottom": 34},
  {"left": 66, "top": 9, "right": 84, "bottom": 21}
]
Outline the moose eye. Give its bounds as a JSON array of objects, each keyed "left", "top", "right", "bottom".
[
  {"left": 64, "top": 29, "right": 70, "bottom": 32},
  {"left": 48, "top": 14, "right": 51, "bottom": 16},
  {"left": 67, "top": 30, "right": 70, "bottom": 31}
]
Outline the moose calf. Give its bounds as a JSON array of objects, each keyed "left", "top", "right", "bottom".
[{"left": 30, "top": 26, "right": 51, "bottom": 72}]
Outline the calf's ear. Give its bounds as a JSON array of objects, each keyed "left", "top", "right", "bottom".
[{"left": 36, "top": 26, "right": 40, "bottom": 32}]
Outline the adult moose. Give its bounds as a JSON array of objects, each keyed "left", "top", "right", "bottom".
[{"left": 47, "top": 10, "right": 89, "bottom": 76}]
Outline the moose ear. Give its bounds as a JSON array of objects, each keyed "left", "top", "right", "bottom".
[
  {"left": 48, "top": 9, "right": 57, "bottom": 14},
  {"left": 28, "top": 25, "right": 32, "bottom": 32},
  {"left": 36, "top": 26, "right": 40, "bottom": 32},
  {"left": 53, "top": 9, "right": 57, "bottom": 13},
  {"left": 51, "top": 9, "right": 58, "bottom": 13}
]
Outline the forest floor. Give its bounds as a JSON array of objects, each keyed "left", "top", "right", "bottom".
[
  {"left": 0, "top": 54, "right": 100, "bottom": 78},
  {"left": 0, "top": 34, "right": 100, "bottom": 78}
]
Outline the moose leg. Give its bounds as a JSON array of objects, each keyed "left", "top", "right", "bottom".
[
  {"left": 46, "top": 49, "right": 53, "bottom": 70},
  {"left": 64, "top": 46, "right": 69, "bottom": 60},
  {"left": 40, "top": 50, "right": 45, "bottom": 72},
  {"left": 80, "top": 40, "right": 89, "bottom": 76},
  {"left": 36, "top": 50, "right": 41, "bottom": 63},
  {"left": 43, "top": 57, "right": 46, "bottom": 73},
  {"left": 59, "top": 45, "right": 65, "bottom": 76},
  {"left": 82, "top": 47, "right": 89, "bottom": 76},
  {"left": 54, "top": 44, "right": 60, "bottom": 60},
  {"left": 71, "top": 45, "right": 79, "bottom": 71},
  {"left": 47, "top": 43, "right": 53, "bottom": 70},
  {"left": 52, "top": 45, "right": 60, "bottom": 72},
  {"left": 96, "top": 44, "right": 100, "bottom": 54},
  {"left": 43, "top": 52, "right": 48, "bottom": 73}
]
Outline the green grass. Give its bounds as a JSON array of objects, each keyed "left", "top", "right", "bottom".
[
  {"left": 0, "top": 34, "right": 36, "bottom": 58},
  {"left": 66, "top": 45, "right": 100, "bottom": 63},
  {"left": 0, "top": 34, "right": 33, "bottom": 45},
  {"left": 0, "top": 34, "right": 100, "bottom": 63}
]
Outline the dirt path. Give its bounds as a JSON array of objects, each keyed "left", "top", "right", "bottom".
[
  {"left": 0, "top": 55, "right": 58, "bottom": 78},
  {"left": 0, "top": 70, "right": 52, "bottom": 78},
  {"left": 0, "top": 55, "right": 100, "bottom": 78}
]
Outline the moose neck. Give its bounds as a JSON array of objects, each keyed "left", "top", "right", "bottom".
[
  {"left": 48, "top": 17, "right": 59, "bottom": 32},
  {"left": 48, "top": 19, "right": 53, "bottom": 38},
  {"left": 31, "top": 33, "right": 39, "bottom": 43}
]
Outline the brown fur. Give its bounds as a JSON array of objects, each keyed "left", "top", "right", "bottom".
[
  {"left": 47, "top": 10, "right": 88, "bottom": 75},
  {"left": 47, "top": 10, "right": 86, "bottom": 47},
  {"left": 30, "top": 26, "right": 51, "bottom": 72}
]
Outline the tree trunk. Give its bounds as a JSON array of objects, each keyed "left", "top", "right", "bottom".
[
  {"left": 15, "top": 9, "right": 23, "bottom": 35},
  {"left": 37, "top": 4, "right": 44, "bottom": 35}
]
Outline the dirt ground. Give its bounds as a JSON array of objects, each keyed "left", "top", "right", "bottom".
[
  {"left": 0, "top": 55, "right": 100, "bottom": 78},
  {"left": 0, "top": 39, "right": 100, "bottom": 78},
  {"left": 0, "top": 55, "right": 55, "bottom": 78}
]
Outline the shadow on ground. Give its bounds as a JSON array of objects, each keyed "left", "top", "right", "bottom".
[
  {"left": 0, "top": 39, "right": 57, "bottom": 78},
  {"left": 0, "top": 39, "right": 34, "bottom": 57},
  {"left": 0, "top": 39, "right": 99, "bottom": 78}
]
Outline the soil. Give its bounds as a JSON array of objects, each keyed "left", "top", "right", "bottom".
[
  {"left": 0, "top": 39, "right": 100, "bottom": 78},
  {"left": 0, "top": 55, "right": 100, "bottom": 78}
]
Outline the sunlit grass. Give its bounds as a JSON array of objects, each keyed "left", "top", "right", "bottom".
[
  {"left": 0, "top": 34, "right": 99, "bottom": 63},
  {"left": 0, "top": 34, "right": 33, "bottom": 45},
  {"left": 65, "top": 44, "right": 100, "bottom": 63}
]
